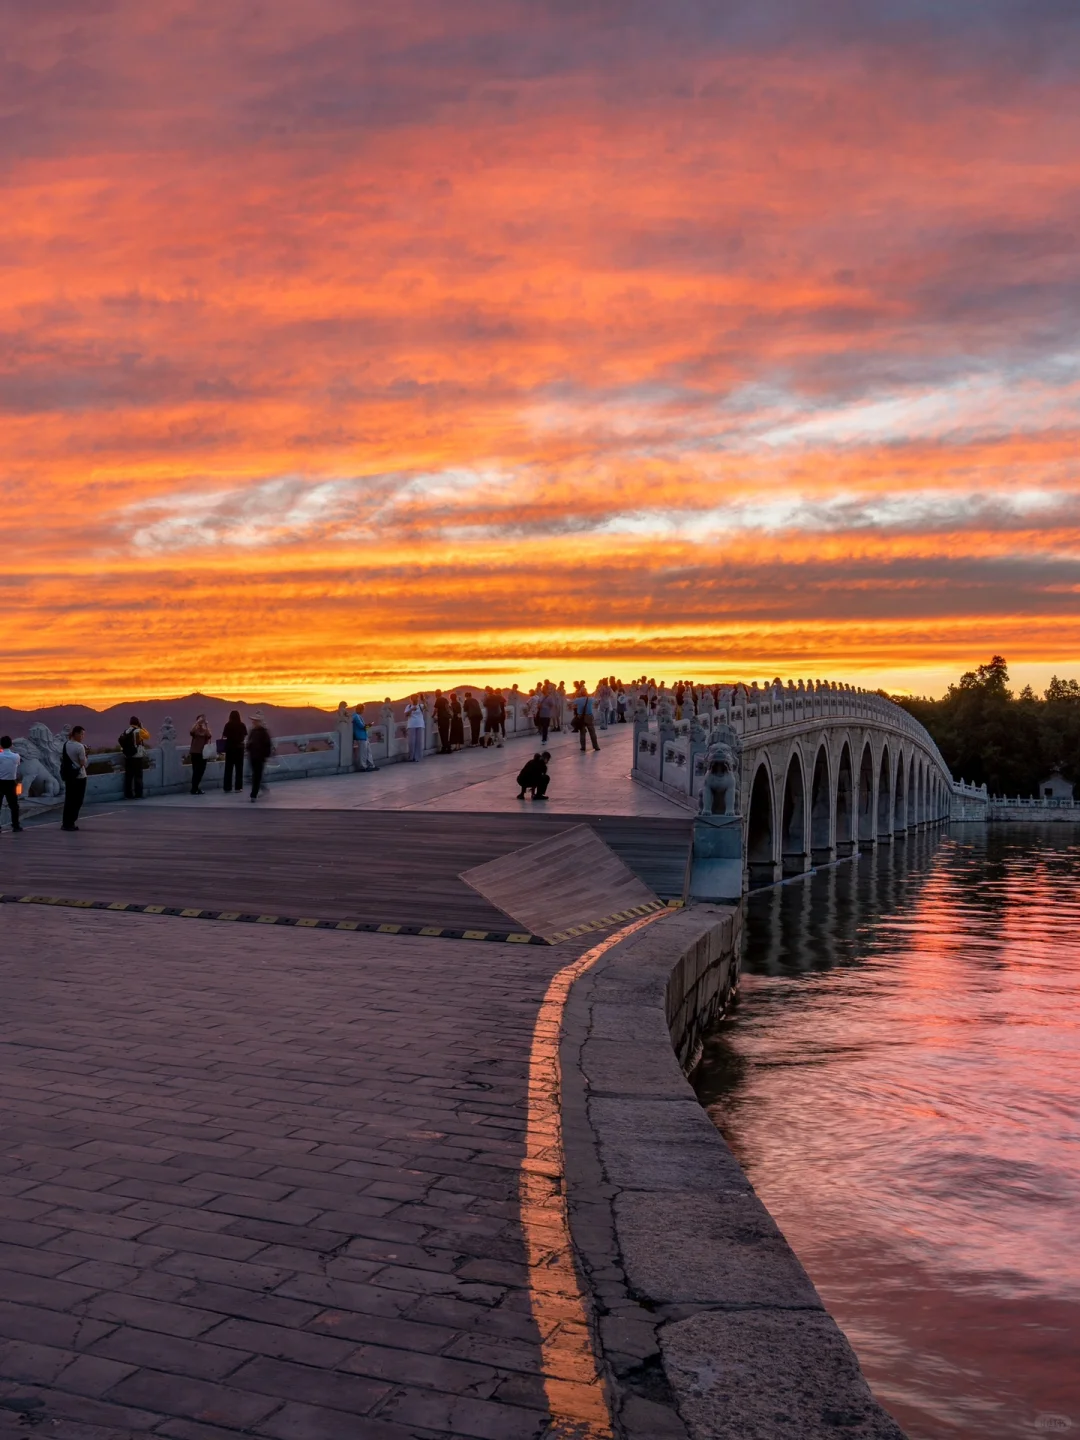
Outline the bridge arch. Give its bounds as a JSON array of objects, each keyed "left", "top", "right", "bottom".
[
  {"left": 835, "top": 742, "right": 855, "bottom": 856},
  {"left": 810, "top": 744, "right": 833, "bottom": 865},
  {"left": 858, "top": 742, "right": 875, "bottom": 844},
  {"left": 747, "top": 759, "right": 777, "bottom": 888},
  {"left": 781, "top": 749, "right": 808, "bottom": 876},
  {"left": 893, "top": 749, "right": 907, "bottom": 835},
  {"left": 877, "top": 744, "right": 892, "bottom": 842},
  {"left": 918, "top": 761, "right": 926, "bottom": 827},
  {"left": 907, "top": 754, "right": 916, "bottom": 828}
]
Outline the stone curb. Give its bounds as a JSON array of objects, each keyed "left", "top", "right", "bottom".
[{"left": 560, "top": 906, "right": 907, "bottom": 1439}]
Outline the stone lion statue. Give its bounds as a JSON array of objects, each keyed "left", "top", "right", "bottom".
[
  {"left": 699, "top": 741, "right": 738, "bottom": 816},
  {"left": 13, "top": 722, "right": 64, "bottom": 797}
]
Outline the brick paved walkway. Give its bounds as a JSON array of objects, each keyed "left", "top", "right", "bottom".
[{"left": 0, "top": 906, "right": 586, "bottom": 1439}]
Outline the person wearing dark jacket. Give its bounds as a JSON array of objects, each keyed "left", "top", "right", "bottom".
[
  {"left": 449, "top": 693, "right": 465, "bottom": 750},
  {"left": 246, "top": 718, "right": 273, "bottom": 801},
  {"left": 433, "top": 690, "right": 452, "bottom": 754},
  {"left": 119, "top": 715, "right": 149, "bottom": 799},
  {"left": 463, "top": 692, "right": 483, "bottom": 746},
  {"left": 516, "top": 751, "right": 550, "bottom": 800},
  {"left": 189, "top": 713, "right": 212, "bottom": 794},
  {"left": 222, "top": 710, "right": 247, "bottom": 793}
]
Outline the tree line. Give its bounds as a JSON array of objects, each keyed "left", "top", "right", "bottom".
[{"left": 894, "top": 657, "right": 1080, "bottom": 798}]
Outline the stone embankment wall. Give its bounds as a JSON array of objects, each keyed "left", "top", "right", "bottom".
[
  {"left": 563, "top": 907, "right": 905, "bottom": 1440},
  {"left": 987, "top": 802, "right": 1080, "bottom": 822}
]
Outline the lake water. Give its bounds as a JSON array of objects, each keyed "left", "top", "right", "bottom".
[{"left": 693, "top": 826, "right": 1080, "bottom": 1440}]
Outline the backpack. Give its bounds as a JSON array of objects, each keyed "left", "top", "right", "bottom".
[
  {"left": 118, "top": 728, "right": 137, "bottom": 758},
  {"left": 59, "top": 742, "right": 78, "bottom": 783}
]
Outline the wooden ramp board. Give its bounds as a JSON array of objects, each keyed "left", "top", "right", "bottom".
[{"left": 460, "top": 823, "right": 662, "bottom": 942}]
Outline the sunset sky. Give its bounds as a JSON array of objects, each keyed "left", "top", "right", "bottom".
[{"left": 4, "top": 0, "right": 1080, "bottom": 707}]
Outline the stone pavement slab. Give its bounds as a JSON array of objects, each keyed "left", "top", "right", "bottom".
[
  {"left": 461, "top": 825, "right": 661, "bottom": 942},
  {"left": 0, "top": 905, "right": 587, "bottom": 1438}
]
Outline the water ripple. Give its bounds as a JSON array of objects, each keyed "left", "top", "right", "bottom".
[{"left": 694, "top": 825, "right": 1080, "bottom": 1440}]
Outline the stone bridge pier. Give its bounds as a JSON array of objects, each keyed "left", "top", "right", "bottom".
[{"left": 632, "top": 679, "right": 954, "bottom": 893}]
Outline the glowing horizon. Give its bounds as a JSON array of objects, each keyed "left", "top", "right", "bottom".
[{"left": 4, "top": 2, "right": 1080, "bottom": 709}]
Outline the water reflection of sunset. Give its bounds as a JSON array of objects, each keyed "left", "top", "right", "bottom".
[
  {"left": 5, "top": 4, "right": 1080, "bottom": 706},
  {"left": 696, "top": 829, "right": 1080, "bottom": 1438}
]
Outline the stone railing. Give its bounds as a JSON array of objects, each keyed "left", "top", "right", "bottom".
[
  {"left": 15, "top": 701, "right": 554, "bottom": 809},
  {"left": 950, "top": 779, "right": 989, "bottom": 822},
  {"left": 633, "top": 679, "right": 950, "bottom": 810}
]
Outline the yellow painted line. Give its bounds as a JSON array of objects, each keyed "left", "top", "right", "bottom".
[
  {"left": 506, "top": 933, "right": 533, "bottom": 944},
  {"left": 295, "top": 918, "right": 319, "bottom": 928},
  {"left": 107, "top": 902, "right": 130, "bottom": 911},
  {"left": 521, "top": 909, "right": 670, "bottom": 1437},
  {"left": 217, "top": 912, "right": 240, "bottom": 921},
  {"left": 256, "top": 915, "right": 279, "bottom": 924},
  {"left": 419, "top": 927, "right": 444, "bottom": 936},
  {"left": 377, "top": 924, "right": 401, "bottom": 934},
  {"left": 143, "top": 905, "right": 165, "bottom": 914},
  {"left": 336, "top": 920, "right": 359, "bottom": 930},
  {"left": 462, "top": 930, "right": 489, "bottom": 940},
  {"left": 180, "top": 909, "right": 203, "bottom": 918}
]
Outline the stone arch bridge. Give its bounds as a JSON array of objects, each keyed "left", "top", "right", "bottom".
[{"left": 631, "top": 680, "right": 953, "bottom": 890}]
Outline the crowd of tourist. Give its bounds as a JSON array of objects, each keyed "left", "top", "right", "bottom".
[{"left": 2, "top": 672, "right": 727, "bottom": 834}]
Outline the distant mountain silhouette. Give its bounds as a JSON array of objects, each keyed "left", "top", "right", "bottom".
[
  {"left": 0, "top": 682, "right": 528, "bottom": 750},
  {"left": 0, "top": 693, "right": 343, "bottom": 750}
]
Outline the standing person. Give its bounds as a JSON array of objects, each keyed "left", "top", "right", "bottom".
[
  {"left": 404, "top": 695, "right": 426, "bottom": 762},
  {"left": 616, "top": 685, "right": 627, "bottom": 723},
  {"left": 246, "top": 717, "right": 273, "bottom": 801},
  {"left": 221, "top": 710, "right": 247, "bottom": 793},
  {"left": 0, "top": 736, "right": 23, "bottom": 833},
  {"left": 536, "top": 687, "right": 556, "bottom": 744},
  {"left": 464, "top": 691, "right": 483, "bottom": 747},
  {"left": 352, "top": 704, "right": 376, "bottom": 772},
  {"left": 483, "top": 687, "right": 503, "bottom": 746},
  {"left": 60, "top": 725, "right": 88, "bottom": 831},
  {"left": 572, "top": 683, "right": 600, "bottom": 752},
  {"left": 434, "top": 690, "right": 452, "bottom": 754},
  {"left": 516, "top": 751, "right": 551, "bottom": 800},
  {"left": 189, "top": 714, "right": 212, "bottom": 794},
  {"left": 555, "top": 682, "right": 567, "bottom": 732},
  {"left": 449, "top": 693, "right": 465, "bottom": 751},
  {"left": 119, "top": 715, "right": 149, "bottom": 799}
]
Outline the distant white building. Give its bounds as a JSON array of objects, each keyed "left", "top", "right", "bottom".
[{"left": 1039, "top": 772, "right": 1075, "bottom": 801}]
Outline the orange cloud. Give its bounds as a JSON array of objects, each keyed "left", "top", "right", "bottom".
[{"left": 2, "top": 3, "right": 1080, "bottom": 705}]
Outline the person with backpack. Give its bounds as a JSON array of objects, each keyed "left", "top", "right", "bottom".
[
  {"left": 60, "top": 726, "right": 88, "bottom": 831},
  {"left": 189, "top": 713, "right": 213, "bottom": 794},
  {"left": 572, "top": 682, "right": 600, "bottom": 752},
  {"left": 0, "top": 736, "right": 24, "bottom": 833},
  {"left": 246, "top": 717, "right": 273, "bottom": 800},
  {"left": 118, "top": 716, "right": 150, "bottom": 799},
  {"left": 516, "top": 751, "right": 551, "bottom": 800},
  {"left": 221, "top": 709, "right": 247, "bottom": 793}
]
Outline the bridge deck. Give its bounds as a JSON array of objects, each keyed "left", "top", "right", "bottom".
[
  {"left": 1, "top": 808, "right": 692, "bottom": 930},
  {"left": 0, "top": 727, "right": 695, "bottom": 1437}
]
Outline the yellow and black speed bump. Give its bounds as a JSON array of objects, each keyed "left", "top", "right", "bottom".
[
  {"left": 547, "top": 897, "right": 682, "bottom": 943},
  {"left": 0, "top": 893, "right": 547, "bottom": 946}
]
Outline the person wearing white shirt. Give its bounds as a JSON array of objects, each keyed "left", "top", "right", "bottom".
[
  {"left": 0, "top": 736, "right": 23, "bottom": 833},
  {"left": 61, "top": 726, "right": 89, "bottom": 832},
  {"left": 404, "top": 697, "right": 427, "bottom": 763}
]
